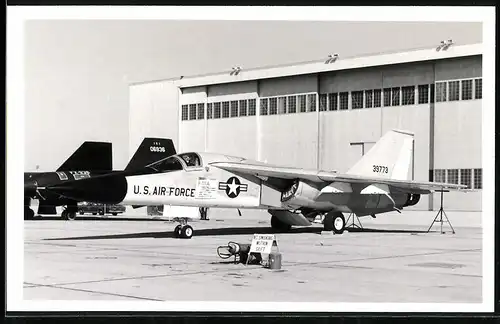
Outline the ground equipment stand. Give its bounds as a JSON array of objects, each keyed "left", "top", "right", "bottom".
[
  {"left": 426, "top": 189, "right": 455, "bottom": 234},
  {"left": 345, "top": 213, "right": 363, "bottom": 230}
]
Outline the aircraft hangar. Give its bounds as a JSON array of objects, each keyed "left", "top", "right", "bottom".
[{"left": 128, "top": 42, "right": 483, "bottom": 212}]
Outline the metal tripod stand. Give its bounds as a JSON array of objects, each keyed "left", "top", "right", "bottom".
[
  {"left": 427, "top": 189, "right": 455, "bottom": 234},
  {"left": 346, "top": 213, "right": 363, "bottom": 230}
]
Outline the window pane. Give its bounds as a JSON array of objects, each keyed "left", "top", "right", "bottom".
[
  {"left": 473, "top": 168, "right": 482, "bottom": 189},
  {"left": 269, "top": 98, "right": 277, "bottom": 115},
  {"left": 392, "top": 87, "right": 400, "bottom": 106},
  {"left": 189, "top": 104, "right": 197, "bottom": 120},
  {"left": 475, "top": 78, "right": 482, "bottom": 99},
  {"left": 351, "top": 91, "right": 364, "bottom": 109},
  {"left": 434, "top": 169, "right": 446, "bottom": 183},
  {"left": 319, "top": 94, "right": 327, "bottom": 111},
  {"left": 307, "top": 94, "right": 316, "bottom": 112},
  {"left": 239, "top": 100, "right": 247, "bottom": 117},
  {"left": 447, "top": 169, "right": 458, "bottom": 184},
  {"left": 418, "top": 84, "right": 429, "bottom": 104},
  {"left": 339, "top": 92, "right": 349, "bottom": 110},
  {"left": 181, "top": 105, "right": 188, "bottom": 121},
  {"left": 288, "top": 96, "right": 297, "bottom": 113},
  {"left": 328, "top": 93, "right": 338, "bottom": 111},
  {"left": 207, "top": 103, "right": 213, "bottom": 119},
  {"left": 230, "top": 100, "right": 238, "bottom": 117},
  {"left": 222, "top": 101, "right": 230, "bottom": 118},
  {"left": 197, "top": 103, "right": 205, "bottom": 120},
  {"left": 448, "top": 81, "right": 460, "bottom": 101},
  {"left": 436, "top": 82, "right": 447, "bottom": 102},
  {"left": 402, "top": 86, "right": 415, "bottom": 105},
  {"left": 260, "top": 98, "right": 268, "bottom": 115},
  {"left": 383, "top": 88, "right": 392, "bottom": 106},
  {"left": 278, "top": 96, "right": 287, "bottom": 114},
  {"left": 299, "top": 95, "right": 307, "bottom": 112},
  {"left": 214, "top": 102, "right": 221, "bottom": 118},
  {"left": 373, "top": 89, "right": 381, "bottom": 107},
  {"left": 461, "top": 79, "right": 473, "bottom": 100},
  {"left": 365, "top": 90, "right": 373, "bottom": 108},
  {"left": 460, "top": 169, "right": 472, "bottom": 189},
  {"left": 248, "top": 99, "right": 256, "bottom": 116}
]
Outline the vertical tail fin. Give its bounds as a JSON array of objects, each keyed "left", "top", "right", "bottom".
[
  {"left": 57, "top": 141, "right": 112, "bottom": 172},
  {"left": 346, "top": 129, "right": 414, "bottom": 180},
  {"left": 124, "top": 138, "right": 176, "bottom": 172}
]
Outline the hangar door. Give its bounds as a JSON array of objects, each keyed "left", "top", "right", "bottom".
[{"left": 348, "top": 142, "right": 376, "bottom": 169}]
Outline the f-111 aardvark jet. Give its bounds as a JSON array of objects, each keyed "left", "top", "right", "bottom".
[
  {"left": 46, "top": 130, "right": 466, "bottom": 238},
  {"left": 25, "top": 137, "right": 176, "bottom": 220}
]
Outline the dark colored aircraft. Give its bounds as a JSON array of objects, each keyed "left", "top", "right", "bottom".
[{"left": 24, "top": 137, "right": 176, "bottom": 220}]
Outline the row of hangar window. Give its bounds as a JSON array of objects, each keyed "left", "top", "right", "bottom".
[
  {"left": 181, "top": 78, "right": 482, "bottom": 121},
  {"left": 433, "top": 168, "right": 482, "bottom": 190}
]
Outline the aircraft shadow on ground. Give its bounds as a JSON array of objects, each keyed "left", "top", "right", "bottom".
[
  {"left": 28, "top": 216, "right": 168, "bottom": 222},
  {"left": 44, "top": 225, "right": 428, "bottom": 241}
]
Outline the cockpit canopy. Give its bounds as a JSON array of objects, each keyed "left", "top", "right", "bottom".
[{"left": 146, "top": 152, "right": 202, "bottom": 173}]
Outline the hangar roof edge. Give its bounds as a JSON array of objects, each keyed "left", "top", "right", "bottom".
[{"left": 130, "top": 43, "right": 483, "bottom": 88}]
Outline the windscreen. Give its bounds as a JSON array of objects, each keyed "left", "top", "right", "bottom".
[
  {"left": 178, "top": 153, "right": 202, "bottom": 168},
  {"left": 147, "top": 156, "right": 184, "bottom": 173}
]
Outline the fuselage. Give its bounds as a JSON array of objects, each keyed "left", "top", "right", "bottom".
[{"left": 117, "top": 152, "right": 416, "bottom": 216}]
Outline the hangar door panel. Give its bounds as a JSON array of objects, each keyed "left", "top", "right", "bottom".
[{"left": 259, "top": 74, "right": 317, "bottom": 97}]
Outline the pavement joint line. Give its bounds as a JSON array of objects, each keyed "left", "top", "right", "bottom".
[
  {"left": 23, "top": 282, "right": 163, "bottom": 301},
  {"left": 23, "top": 248, "right": 481, "bottom": 288}
]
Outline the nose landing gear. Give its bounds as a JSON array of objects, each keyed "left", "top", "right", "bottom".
[{"left": 173, "top": 217, "right": 194, "bottom": 239}]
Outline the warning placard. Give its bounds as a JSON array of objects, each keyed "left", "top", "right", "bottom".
[
  {"left": 195, "top": 177, "right": 218, "bottom": 199},
  {"left": 249, "top": 234, "right": 276, "bottom": 254}
]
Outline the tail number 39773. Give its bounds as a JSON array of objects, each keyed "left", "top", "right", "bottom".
[{"left": 373, "top": 165, "right": 389, "bottom": 173}]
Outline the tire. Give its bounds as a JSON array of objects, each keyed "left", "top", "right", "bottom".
[
  {"left": 79, "top": 211, "right": 84, "bottom": 215},
  {"left": 270, "top": 215, "right": 292, "bottom": 232},
  {"left": 174, "top": 225, "right": 182, "bottom": 238},
  {"left": 181, "top": 225, "right": 194, "bottom": 239},
  {"left": 67, "top": 212, "right": 77, "bottom": 221},
  {"left": 24, "top": 208, "right": 35, "bottom": 220},
  {"left": 92, "top": 213, "right": 97, "bottom": 215},
  {"left": 61, "top": 209, "right": 68, "bottom": 220},
  {"left": 332, "top": 213, "right": 346, "bottom": 235},
  {"left": 112, "top": 212, "right": 117, "bottom": 216}
]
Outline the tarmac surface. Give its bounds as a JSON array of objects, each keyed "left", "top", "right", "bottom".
[{"left": 24, "top": 209, "right": 482, "bottom": 304}]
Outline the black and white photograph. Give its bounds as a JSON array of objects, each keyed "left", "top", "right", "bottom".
[{"left": 6, "top": 6, "right": 496, "bottom": 314}]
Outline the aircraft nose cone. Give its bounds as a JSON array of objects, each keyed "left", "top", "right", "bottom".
[{"left": 46, "top": 173, "right": 128, "bottom": 205}]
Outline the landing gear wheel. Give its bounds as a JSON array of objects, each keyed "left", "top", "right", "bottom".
[
  {"left": 181, "top": 225, "right": 194, "bottom": 239},
  {"left": 174, "top": 225, "right": 182, "bottom": 238},
  {"left": 271, "top": 215, "right": 292, "bottom": 232},
  {"left": 112, "top": 212, "right": 117, "bottom": 216},
  {"left": 62, "top": 209, "right": 77, "bottom": 221},
  {"left": 332, "top": 213, "right": 346, "bottom": 234},
  {"left": 24, "top": 208, "right": 35, "bottom": 220}
]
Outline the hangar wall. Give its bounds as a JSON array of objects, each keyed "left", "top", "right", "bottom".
[
  {"left": 129, "top": 80, "right": 179, "bottom": 158},
  {"left": 129, "top": 52, "right": 482, "bottom": 212}
]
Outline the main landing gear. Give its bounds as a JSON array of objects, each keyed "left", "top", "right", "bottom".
[
  {"left": 172, "top": 217, "right": 194, "bottom": 239},
  {"left": 61, "top": 205, "right": 78, "bottom": 221},
  {"left": 24, "top": 207, "right": 35, "bottom": 220},
  {"left": 323, "top": 211, "right": 346, "bottom": 234}
]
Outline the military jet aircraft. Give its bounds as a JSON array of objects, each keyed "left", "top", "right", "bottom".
[
  {"left": 45, "top": 130, "right": 466, "bottom": 237},
  {"left": 25, "top": 137, "right": 176, "bottom": 220}
]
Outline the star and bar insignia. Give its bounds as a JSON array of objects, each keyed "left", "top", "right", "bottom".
[{"left": 218, "top": 177, "right": 248, "bottom": 198}]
